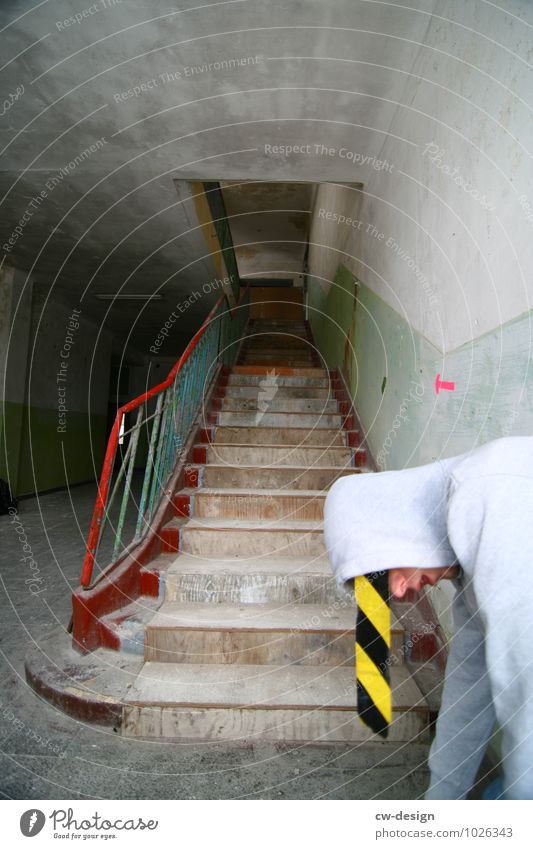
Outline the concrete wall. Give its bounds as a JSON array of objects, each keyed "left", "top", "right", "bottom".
[
  {"left": 1, "top": 269, "right": 113, "bottom": 496},
  {"left": 0, "top": 264, "right": 33, "bottom": 496},
  {"left": 308, "top": 0, "right": 533, "bottom": 471}
]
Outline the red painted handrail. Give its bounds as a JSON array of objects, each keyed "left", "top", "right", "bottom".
[{"left": 80, "top": 290, "right": 236, "bottom": 588}]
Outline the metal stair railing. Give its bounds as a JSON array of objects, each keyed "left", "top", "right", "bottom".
[{"left": 80, "top": 285, "right": 250, "bottom": 589}]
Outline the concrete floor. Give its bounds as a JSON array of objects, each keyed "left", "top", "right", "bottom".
[{"left": 0, "top": 483, "right": 430, "bottom": 800}]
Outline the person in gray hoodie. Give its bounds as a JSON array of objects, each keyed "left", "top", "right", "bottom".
[{"left": 323, "top": 435, "right": 533, "bottom": 800}]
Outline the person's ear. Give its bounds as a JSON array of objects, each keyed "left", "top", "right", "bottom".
[{"left": 388, "top": 570, "right": 407, "bottom": 599}]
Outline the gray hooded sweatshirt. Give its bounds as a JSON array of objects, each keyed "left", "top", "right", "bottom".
[{"left": 323, "top": 436, "right": 533, "bottom": 800}]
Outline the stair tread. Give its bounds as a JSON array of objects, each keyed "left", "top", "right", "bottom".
[
  {"left": 146, "top": 600, "right": 370, "bottom": 631},
  {"left": 188, "top": 463, "right": 359, "bottom": 471},
  {"left": 147, "top": 600, "right": 403, "bottom": 632},
  {"left": 178, "top": 517, "right": 323, "bottom": 531},
  {"left": 204, "top": 441, "right": 355, "bottom": 449},
  {"left": 165, "top": 553, "right": 332, "bottom": 575},
  {"left": 181, "top": 487, "right": 327, "bottom": 498},
  {"left": 124, "top": 662, "right": 426, "bottom": 711}
]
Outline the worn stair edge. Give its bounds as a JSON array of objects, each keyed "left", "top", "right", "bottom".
[
  {"left": 164, "top": 553, "right": 332, "bottom": 572},
  {"left": 24, "top": 627, "right": 143, "bottom": 726},
  {"left": 122, "top": 705, "right": 428, "bottom": 743},
  {"left": 177, "top": 517, "right": 324, "bottom": 531},
  {"left": 124, "top": 662, "right": 427, "bottom": 710},
  {"left": 145, "top": 600, "right": 365, "bottom": 631},
  {"left": 185, "top": 464, "right": 363, "bottom": 489}
]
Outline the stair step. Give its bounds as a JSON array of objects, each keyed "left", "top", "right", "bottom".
[
  {"left": 244, "top": 340, "right": 311, "bottom": 350},
  {"left": 227, "top": 374, "right": 329, "bottom": 388},
  {"left": 193, "top": 464, "right": 362, "bottom": 490},
  {"left": 217, "top": 411, "right": 343, "bottom": 428},
  {"left": 164, "top": 554, "right": 343, "bottom": 604},
  {"left": 144, "top": 601, "right": 403, "bottom": 666},
  {"left": 185, "top": 488, "right": 325, "bottom": 520},
  {"left": 206, "top": 444, "right": 356, "bottom": 467},
  {"left": 232, "top": 366, "right": 327, "bottom": 377},
  {"left": 239, "top": 363, "right": 317, "bottom": 369},
  {"left": 212, "top": 425, "right": 348, "bottom": 445},
  {"left": 220, "top": 398, "right": 339, "bottom": 413},
  {"left": 101, "top": 597, "right": 162, "bottom": 654},
  {"left": 222, "top": 385, "right": 331, "bottom": 399},
  {"left": 122, "top": 663, "right": 429, "bottom": 742},
  {"left": 177, "top": 518, "right": 325, "bottom": 557},
  {"left": 240, "top": 352, "right": 316, "bottom": 361},
  {"left": 210, "top": 426, "right": 352, "bottom": 448},
  {"left": 250, "top": 321, "right": 307, "bottom": 330}
]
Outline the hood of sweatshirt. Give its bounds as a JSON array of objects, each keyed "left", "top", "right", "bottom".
[{"left": 323, "top": 453, "right": 469, "bottom": 587}]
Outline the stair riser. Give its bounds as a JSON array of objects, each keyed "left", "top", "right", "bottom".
[
  {"left": 242, "top": 346, "right": 312, "bottom": 355},
  {"left": 227, "top": 375, "right": 329, "bottom": 388},
  {"left": 220, "top": 399, "right": 338, "bottom": 413},
  {"left": 222, "top": 386, "right": 331, "bottom": 399},
  {"left": 242, "top": 343, "right": 314, "bottom": 352},
  {"left": 207, "top": 446, "right": 354, "bottom": 466},
  {"left": 246, "top": 332, "right": 309, "bottom": 341},
  {"left": 180, "top": 528, "right": 325, "bottom": 557},
  {"left": 192, "top": 493, "right": 324, "bottom": 520},
  {"left": 218, "top": 412, "right": 342, "bottom": 428},
  {"left": 233, "top": 366, "right": 326, "bottom": 377},
  {"left": 199, "top": 466, "right": 361, "bottom": 489},
  {"left": 249, "top": 323, "right": 307, "bottom": 331},
  {"left": 145, "top": 629, "right": 404, "bottom": 665},
  {"left": 165, "top": 573, "right": 347, "bottom": 605},
  {"left": 145, "top": 628, "right": 358, "bottom": 666},
  {"left": 240, "top": 353, "right": 316, "bottom": 362},
  {"left": 122, "top": 706, "right": 429, "bottom": 743},
  {"left": 213, "top": 426, "right": 347, "bottom": 446}
]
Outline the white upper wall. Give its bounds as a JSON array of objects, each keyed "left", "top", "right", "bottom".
[{"left": 338, "top": 0, "right": 533, "bottom": 352}]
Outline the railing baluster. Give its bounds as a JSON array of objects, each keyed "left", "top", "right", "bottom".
[
  {"left": 80, "top": 284, "right": 250, "bottom": 588},
  {"left": 135, "top": 393, "right": 164, "bottom": 541},
  {"left": 146, "top": 389, "right": 171, "bottom": 528},
  {"left": 112, "top": 405, "right": 144, "bottom": 559}
]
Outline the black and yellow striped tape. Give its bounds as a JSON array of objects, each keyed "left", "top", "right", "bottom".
[{"left": 354, "top": 571, "right": 392, "bottom": 738}]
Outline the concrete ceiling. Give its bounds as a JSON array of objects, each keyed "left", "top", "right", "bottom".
[
  {"left": 220, "top": 181, "right": 313, "bottom": 280},
  {"left": 0, "top": 0, "right": 437, "bottom": 356}
]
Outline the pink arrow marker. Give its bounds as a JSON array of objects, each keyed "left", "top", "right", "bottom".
[{"left": 435, "top": 373, "right": 455, "bottom": 395}]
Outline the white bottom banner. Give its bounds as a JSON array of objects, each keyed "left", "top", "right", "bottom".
[{"left": 3, "top": 800, "right": 530, "bottom": 847}]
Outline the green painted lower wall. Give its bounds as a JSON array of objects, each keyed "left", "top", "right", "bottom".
[
  {"left": 307, "top": 265, "right": 358, "bottom": 380},
  {"left": 0, "top": 400, "right": 26, "bottom": 494},
  {"left": 4, "top": 403, "right": 108, "bottom": 496},
  {"left": 309, "top": 265, "right": 533, "bottom": 469}
]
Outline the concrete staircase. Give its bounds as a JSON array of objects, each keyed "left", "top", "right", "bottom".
[{"left": 122, "top": 319, "right": 429, "bottom": 743}]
